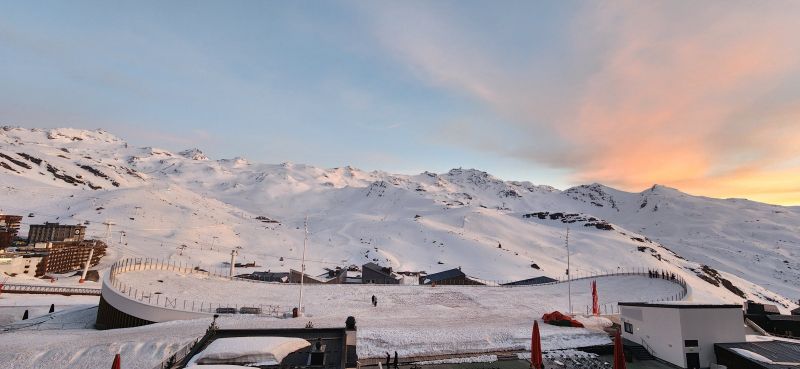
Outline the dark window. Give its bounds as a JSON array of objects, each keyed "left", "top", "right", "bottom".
[
  {"left": 624, "top": 322, "right": 633, "bottom": 333},
  {"left": 684, "top": 340, "right": 699, "bottom": 347}
]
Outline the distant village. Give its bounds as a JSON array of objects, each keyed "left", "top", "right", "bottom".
[{"left": 0, "top": 214, "right": 106, "bottom": 281}]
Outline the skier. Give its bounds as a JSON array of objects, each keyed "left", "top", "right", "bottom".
[
  {"left": 372, "top": 295, "right": 377, "bottom": 307},
  {"left": 394, "top": 351, "right": 399, "bottom": 368},
  {"left": 386, "top": 352, "right": 391, "bottom": 367}
]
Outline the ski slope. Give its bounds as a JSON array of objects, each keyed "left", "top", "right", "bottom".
[{"left": 0, "top": 127, "right": 797, "bottom": 312}]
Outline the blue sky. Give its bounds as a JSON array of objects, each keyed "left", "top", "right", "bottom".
[{"left": 2, "top": 1, "right": 800, "bottom": 204}]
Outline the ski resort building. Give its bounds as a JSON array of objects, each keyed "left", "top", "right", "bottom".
[
  {"left": 34, "top": 240, "right": 106, "bottom": 276},
  {"left": 26, "top": 222, "right": 86, "bottom": 244},
  {"left": 0, "top": 214, "right": 22, "bottom": 249},
  {"left": 619, "top": 302, "right": 745, "bottom": 369},
  {"left": 288, "top": 268, "right": 346, "bottom": 284},
  {"left": 502, "top": 276, "right": 558, "bottom": 286},
  {"left": 420, "top": 267, "right": 484, "bottom": 285},
  {"left": 0, "top": 253, "right": 43, "bottom": 275},
  {"left": 361, "top": 262, "right": 400, "bottom": 284}
]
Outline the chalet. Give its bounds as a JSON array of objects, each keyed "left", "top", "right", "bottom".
[
  {"left": 792, "top": 306, "right": 800, "bottom": 316},
  {"left": 420, "top": 267, "right": 484, "bottom": 285},
  {"left": 288, "top": 268, "right": 346, "bottom": 284},
  {"left": 502, "top": 276, "right": 557, "bottom": 286},
  {"left": 361, "top": 262, "right": 400, "bottom": 284}
]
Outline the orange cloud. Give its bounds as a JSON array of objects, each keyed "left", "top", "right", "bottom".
[{"left": 364, "top": 1, "right": 800, "bottom": 205}]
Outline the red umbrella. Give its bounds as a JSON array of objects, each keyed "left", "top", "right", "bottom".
[
  {"left": 111, "top": 353, "right": 121, "bottom": 369},
  {"left": 592, "top": 280, "right": 600, "bottom": 316},
  {"left": 614, "top": 329, "right": 627, "bottom": 369},
  {"left": 531, "top": 321, "right": 543, "bottom": 369}
]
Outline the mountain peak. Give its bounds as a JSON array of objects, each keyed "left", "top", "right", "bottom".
[{"left": 178, "top": 148, "right": 209, "bottom": 161}]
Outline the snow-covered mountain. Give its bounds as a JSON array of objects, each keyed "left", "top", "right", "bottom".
[{"left": 1, "top": 127, "right": 798, "bottom": 311}]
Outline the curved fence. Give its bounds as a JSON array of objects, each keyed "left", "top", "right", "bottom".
[
  {"left": 107, "top": 258, "right": 688, "bottom": 318},
  {"left": 108, "top": 258, "right": 283, "bottom": 317}
]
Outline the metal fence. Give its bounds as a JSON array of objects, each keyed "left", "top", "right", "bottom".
[
  {"left": 109, "top": 258, "right": 688, "bottom": 317},
  {"left": 0, "top": 283, "right": 101, "bottom": 296},
  {"left": 108, "top": 258, "right": 283, "bottom": 317}
]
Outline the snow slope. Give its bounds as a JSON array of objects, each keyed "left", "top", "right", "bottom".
[{"left": 0, "top": 127, "right": 797, "bottom": 311}]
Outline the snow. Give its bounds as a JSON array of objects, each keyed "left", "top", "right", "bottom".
[
  {"left": 0, "top": 127, "right": 796, "bottom": 314},
  {"left": 415, "top": 355, "right": 498, "bottom": 364},
  {"left": 186, "top": 336, "right": 310, "bottom": 366},
  {"left": 730, "top": 348, "right": 775, "bottom": 363},
  {"left": 114, "top": 270, "right": 681, "bottom": 357},
  {"left": 0, "top": 126, "right": 798, "bottom": 367}
]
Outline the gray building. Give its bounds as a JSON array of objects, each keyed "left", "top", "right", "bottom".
[
  {"left": 361, "top": 262, "right": 400, "bottom": 284},
  {"left": 27, "top": 222, "right": 86, "bottom": 244}
]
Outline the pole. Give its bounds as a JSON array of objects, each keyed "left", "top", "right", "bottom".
[
  {"left": 298, "top": 216, "right": 308, "bottom": 317},
  {"left": 79, "top": 248, "right": 94, "bottom": 283},
  {"left": 229, "top": 249, "right": 237, "bottom": 277},
  {"left": 566, "top": 227, "right": 572, "bottom": 314}
]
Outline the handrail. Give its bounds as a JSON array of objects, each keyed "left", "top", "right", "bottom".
[
  {"left": 0, "top": 283, "right": 101, "bottom": 296},
  {"left": 640, "top": 337, "right": 657, "bottom": 358}
]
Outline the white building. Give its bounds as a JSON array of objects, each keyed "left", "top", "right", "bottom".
[
  {"left": 619, "top": 302, "right": 744, "bottom": 369},
  {"left": 0, "top": 254, "right": 42, "bottom": 276}
]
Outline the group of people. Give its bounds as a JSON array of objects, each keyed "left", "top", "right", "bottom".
[
  {"left": 385, "top": 351, "right": 399, "bottom": 368},
  {"left": 648, "top": 269, "right": 677, "bottom": 280}
]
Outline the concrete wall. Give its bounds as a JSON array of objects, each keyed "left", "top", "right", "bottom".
[
  {"left": 621, "top": 305, "right": 684, "bottom": 366},
  {"left": 679, "top": 308, "right": 744, "bottom": 368},
  {"left": 100, "top": 270, "right": 211, "bottom": 323}
]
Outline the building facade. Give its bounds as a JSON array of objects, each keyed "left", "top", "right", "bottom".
[
  {"left": 0, "top": 214, "right": 23, "bottom": 248},
  {"left": 27, "top": 222, "right": 86, "bottom": 244},
  {"left": 361, "top": 263, "right": 400, "bottom": 284},
  {"left": 0, "top": 254, "right": 43, "bottom": 276},
  {"left": 35, "top": 240, "right": 106, "bottom": 276},
  {"left": 420, "top": 267, "right": 484, "bottom": 285},
  {"left": 619, "top": 302, "right": 744, "bottom": 369}
]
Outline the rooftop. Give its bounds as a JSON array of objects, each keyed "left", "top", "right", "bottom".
[
  {"left": 716, "top": 340, "right": 800, "bottom": 369},
  {"left": 619, "top": 302, "right": 742, "bottom": 309}
]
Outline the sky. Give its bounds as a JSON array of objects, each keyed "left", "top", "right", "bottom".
[{"left": 1, "top": 1, "right": 800, "bottom": 205}]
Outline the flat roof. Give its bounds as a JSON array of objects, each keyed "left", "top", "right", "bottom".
[
  {"left": 716, "top": 341, "right": 800, "bottom": 369},
  {"left": 619, "top": 302, "right": 742, "bottom": 309}
]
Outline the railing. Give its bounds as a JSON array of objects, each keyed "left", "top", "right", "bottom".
[
  {"left": 108, "top": 258, "right": 688, "bottom": 317},
  {"left": 640, "top": 337, "right": 657, "bottom": 358},
  {"left": 108, "top": 258, "right": 283, "bottom": 317},
  {"left": 0, "top": 283, "right": 101, "bottom": 296}
]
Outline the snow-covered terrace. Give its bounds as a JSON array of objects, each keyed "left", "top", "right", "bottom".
[{"left": 105, "top": 258, "right": 687, "bottom": 358}]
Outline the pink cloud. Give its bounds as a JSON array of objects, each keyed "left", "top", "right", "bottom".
[{"left": 364, "top": 1, "right": 800, "bottom": 204}]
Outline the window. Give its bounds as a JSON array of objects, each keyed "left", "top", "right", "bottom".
[
  {"left": 624, "top": 322, "right": 633, "bottom": 333},
  {"left": 684, "top": 340, "right": 698, "bottom": 347}
]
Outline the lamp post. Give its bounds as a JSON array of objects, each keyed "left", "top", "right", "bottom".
[
  {"left": 566, "top": 227, "right": 572, "bottom": 314},
  {"left": 298, "top": 216, "right": 308, "bottom": 317}
]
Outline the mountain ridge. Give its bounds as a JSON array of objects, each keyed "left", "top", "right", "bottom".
[{"left": 1, "top": 126, "right": 798, "bottom": 311}]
